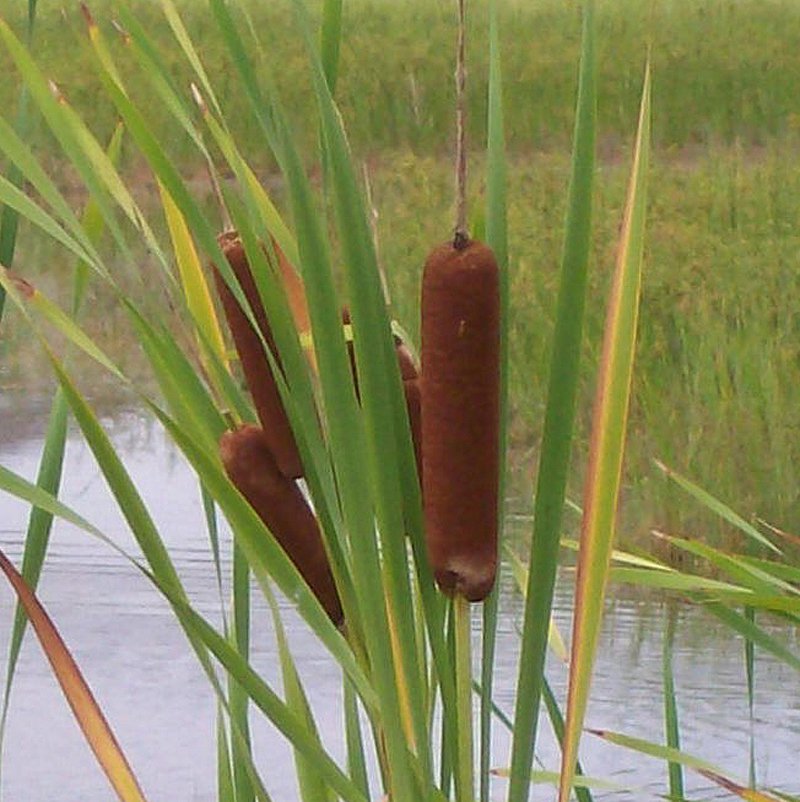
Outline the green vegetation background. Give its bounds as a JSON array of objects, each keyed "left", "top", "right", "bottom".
[{"left": 2, "top": 0, "right": 799, "bottom": 548}]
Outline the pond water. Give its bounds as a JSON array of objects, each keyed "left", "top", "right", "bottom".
[{"left": 0, "top": 398, "right": 798, "bottom": 801}]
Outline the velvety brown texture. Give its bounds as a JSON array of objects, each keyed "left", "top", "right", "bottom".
[
  {"left": 214, "top": 232, "right": 303, "bottom": 479},
  {"left": 220, "top": 425, "right": 343, "bottom": 626},
  {"left": 421, "top": 239, "right": 500, "bottom": 602}
]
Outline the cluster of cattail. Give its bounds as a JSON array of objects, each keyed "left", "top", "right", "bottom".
[
  {"left": 213, "top": 230, "right": 500, "bottom": 623},
  {"left": 213, "top": 233, "right": 343, "bottom": 624}
]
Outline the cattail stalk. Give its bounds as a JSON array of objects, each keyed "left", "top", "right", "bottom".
[
  {"left": 454, "top": 0, "right": 468, "bottom": 245},
  {"left": 220, "top": 425, "right": 343, "bottom": 626}
]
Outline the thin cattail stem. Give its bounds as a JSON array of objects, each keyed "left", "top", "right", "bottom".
[
  {"left": 454, "top": 0, "right": 469, "bottom": 249},
  {"left": 454, "top": 594, "right": 474, "bottom": 802}
]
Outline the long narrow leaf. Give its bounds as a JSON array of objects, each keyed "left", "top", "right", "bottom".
[
  {"left": 0, "top": 177, "right": 100, "bottom": 270},
  {"left": 159, "top": 0, "right": 224, "bottom": 119},
  {"left": 590, "top": 729, "right": 783, "bottom": 801},
  {"left": 0, "top": 124, "right": 119, "bottom": 744},
  {"left": 698, "top": 769, "right": 783, "bottom": 802},
  {"left": 320, "top": 0, "right": 343, "bottom": 94},
  {"left": 344, "top": 680, "right": 370, "bottom": 800},
  {"left": 265, "top": 582, "right": 335, "bottom": 802},
  {"left": 217, "top": 708, "right": 236, "bottom": 802},
  {"left": 558, "top": 61, "right": 650, "bottom": 802},
  {"left": 0, "top": 18, "right": 171, "bottom": 281},
  {"left": 656, "top": 534, "right": 797, "bottom": 596},
  {"left": 230, "top": 545, "right": 254, "bottom": 802},
  {"left": 142, "top": 575, "right": 368, "bottom": 802},
  {"left": 0, "top": 116, "right": 106, "bottom": 282},
  {"left": 0, "top": 550, "right": 149, "bottom": 802},
  {"left": 507, "top": 4, "right": 596, "bottom": 799},
  {"left": 78, "top": 10, "right": 253, "bottom": 321},
  {"left": 158, "top": 181, "right": 228, "bottom": 370},
  {"left": 0, "top": 465, "right": 108, "bottom": 542},
  {"left": 745, "top": 605, "right": 757, "bottom": 789},
  {"left": 662, "top": 607, "right": 684, "bottom": 800},
  {"left": 480, "top": 2, "right": 508, "bottom": 799},
  {"left": 587, "top": 728, "right": 718, "bottom": 773},
  {"left": 0, "top": 414, "right": 330, "bottom": 802},
  {"left": 0, "top": 0, "right": 38, "bottom": 318},
  {"left": 0, "top": 394, "right": 67, "bottom": 751},
  {"left": 654, "top": 462, "right": 779, "bottom": 554},
  {"left": 704, "top": 602, "right": 800, "bottom": 673},
  {"left": 541, "top": 678, "right": 593, "bottom": 802},
  {"left": 292, "top": 6, "right": 436, "bottom": 797}
]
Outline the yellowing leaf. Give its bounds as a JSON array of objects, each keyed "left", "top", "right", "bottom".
[
  {"left": 559, "top": 61, "right": 650, "bottom": 802},
  {"left": 698, "top": 769, "right": 784, "bottom": 802},
  {"left": 0, "top": 549, "right": 149, "bottom": 802},
  {"left": 158, "top": 180, "right": 228, "bottom": 370}
]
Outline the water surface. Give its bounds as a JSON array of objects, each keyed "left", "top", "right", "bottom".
[{"left": 0, "top": 399, "right": 798, "bottom": 801}]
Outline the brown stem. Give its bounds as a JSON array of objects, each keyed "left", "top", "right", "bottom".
[{"left": 454, "top": 0, "right": 469, "bottom": 248}]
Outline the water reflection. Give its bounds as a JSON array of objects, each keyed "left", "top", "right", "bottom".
[{"left": 0, "top": 400, "right": 798, "bottom": 801}]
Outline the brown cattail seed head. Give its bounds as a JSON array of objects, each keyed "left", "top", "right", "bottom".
[
  {"left": 421, "top": 239, "right": 500, "bottom": 602},
  {"left": 220, "top": 425, "right": 343, "bottom": 626},
  {"left": 214, "top": 232, "right": 303, "bottom": 479}
]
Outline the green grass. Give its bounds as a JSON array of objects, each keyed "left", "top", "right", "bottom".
[{"left": 2, "top": 0, "right": 800, "bottom": 167}]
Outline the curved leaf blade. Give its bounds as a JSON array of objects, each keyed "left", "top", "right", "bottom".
[
  {"left": 558, "top": 61, "right": 650, "bottom": 802},
  {"left": 506, "top": 3, "right": 596, "bottom": 798},
  {"left": 0, "top": 549, "right": 150, "bottom": 802}
]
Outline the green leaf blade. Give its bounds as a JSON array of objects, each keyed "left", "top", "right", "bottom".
[
  {"left": 558, "top": 60, "right": 650, "bottom": 802},
  {"left": 507, "top": 4, "right": 596, "bottom": 800}
]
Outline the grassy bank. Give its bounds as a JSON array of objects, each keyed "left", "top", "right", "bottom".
[{"left": 2, "top": 0, "right": 800, "bottom": 164}]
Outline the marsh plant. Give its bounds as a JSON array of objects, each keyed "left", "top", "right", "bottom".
[{"left": 0, "top": 2, "right": 796, "bottom": 802}]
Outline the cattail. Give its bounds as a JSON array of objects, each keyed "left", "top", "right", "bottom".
[
  {"left": 341, "top": 308, "right": 422, "bottom": 479},
  {"left": 220, "top": 425, "right": 343, "bottom": 626},
  {"left": 421, "top": 238, "right": 500, "bottom": 602},
  {"left": 214, "top": 232, "right": 303, "bottom": 479}
]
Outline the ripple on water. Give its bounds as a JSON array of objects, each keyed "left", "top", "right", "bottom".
[{"left": 0, "top": 402, "right": 798, "bottom": 801}]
